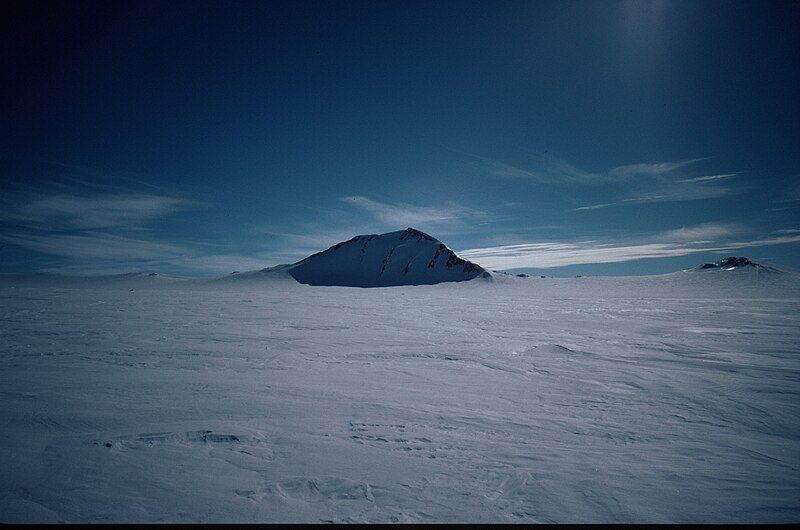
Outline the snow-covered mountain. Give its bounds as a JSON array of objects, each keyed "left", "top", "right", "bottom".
[
  {"left": 268, "top": 227, "right": 490, "bottom": 287},
  {"left": 687, "top": 256, "right": 783, "bottom": 273}
]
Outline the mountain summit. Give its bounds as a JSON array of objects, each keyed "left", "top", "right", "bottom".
[
  {"left": 270, "top": 227, "right": 489, "bottom": 287},
  {"left": 693, "top": 256, "right": 779, "bottom": 272}
]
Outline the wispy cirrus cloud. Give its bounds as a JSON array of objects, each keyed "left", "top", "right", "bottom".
[
  {"left": 458, "top": 223, "right": 800, "bottom": 270},
  {"left": 340, "top": 195, "right": 486, "bottom": 228},
  {"left": 0, "top": 185, "right": 198, "bottom": 261},
  {"left": 660, "top": 222, "right": 744, "bottom": 242},
  {"left": 446, "top": 147, "right": 543, "bottom": 179},
  {"left": 677, "top": 173, "right": 737, "bottom": 183},
  {"left": 461, "top": 241, "right": 717, "bottom": 269},
  {"left": 571, "top": 163, "right": 739, "bottom": 210},
  {"left": 451, "top": 149, "right": 741, "bottom": 210},
  {"left": 0, "top": 231, "right": 189, "bottom": 261},
  {"left": 454, "top": 149, "right": 711, "bottom": 183},
  {"left": 0, "top": 228, "right": 283, "bottom": 275},
  {"left": 0, "top": 185, "right": 198, "bottom": 265},
  {"left": 572, "top": 181, "right": 736, "bottom": 210},
  {"left": 607, "top": 158, "right": 710, "bottom": 178},
  {"left": 0, "top": 179, "right": 237, "bottom": 274},
  {"left": 5, "top": 193, "right": 195, "bottom": 229},
  {"left": 459, "top": 152, "right": 600, "bottom": 183}
]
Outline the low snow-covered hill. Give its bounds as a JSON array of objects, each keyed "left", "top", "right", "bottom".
[
  {"left": 262, "top": 227, "right": 490, "bottom": 287},
  {"left": 0, "top": 272, "right": 189, "bottom": 288}
]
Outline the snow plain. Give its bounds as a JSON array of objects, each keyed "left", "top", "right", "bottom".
[{"left": 1, "top": 271, "right": 799, "bottom": 523}]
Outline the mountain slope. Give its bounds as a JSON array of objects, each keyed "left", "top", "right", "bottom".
[
  {"left": 688, "top": 256, "right": 783, "bottom": 273},
  {"left": 278, "top": 227, "right": 489, "bottom": 287}
]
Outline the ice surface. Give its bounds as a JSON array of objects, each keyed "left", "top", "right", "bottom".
[{"left": 1, "top": 272, "right": 799, "bottom": 523}]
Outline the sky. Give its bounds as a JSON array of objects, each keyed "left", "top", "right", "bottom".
[{"left": 2, "top": 0, "right": 799, "bottom": 277}]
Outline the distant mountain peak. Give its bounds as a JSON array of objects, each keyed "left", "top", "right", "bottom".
[
  {"left": 283, "top": 228, "right": 489, "bottom": 287},
  {"left": 693, "top": 256, "right": 777, "bottom": 272}
]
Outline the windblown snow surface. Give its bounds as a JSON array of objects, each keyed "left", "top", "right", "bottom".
[{"left": 1, "top": 268, "right": 799, "bottom": 523}]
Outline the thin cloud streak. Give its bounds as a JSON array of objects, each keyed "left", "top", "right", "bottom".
[
  {"left": 0, "top": 231, "right": 189, "bottom": 261},
  {"left": 573, "top": 184, "right": 735, "bottom": 210},
  {"left": 461, "top": 242, "right": 720, "bottom": 269},
  {"left": 677, "top": 173, "right": 737, "bottom": 183},
  {"left": 445, "top": 147, "right": 542, "bottom": 179},
  {"left": 0, "top": 230, "right": 290, "bottom": 275},
  {"left": 0, "top": 185, "right": 217, "bottom": 274},
  {"left": 341, "top": 195, "right": 486, "bottom": 228},
  {"left": 459, "top": 228, "right": 800, "bottom": 270},
  {"left": 11, "top": 194, "right": 194, "bottom": 229},
  {"left": 608, "top": 158, "right": 709, "bottom": 177},
  {"left": 455, "top": 149, "right": 712, "bottom": 183},
  {"left": 452, "top": 149, "right": 740, "bottom": 211},
  {"left": 1, "top": 179, "right": 198, "bottom": 232},
  {"left": 661, "top": 222, "right": 743, "bottom": 242}
]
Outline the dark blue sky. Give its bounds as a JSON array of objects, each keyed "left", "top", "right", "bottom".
[{"left": 2, "top": 0, "right": 799, "bottom": 276}]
